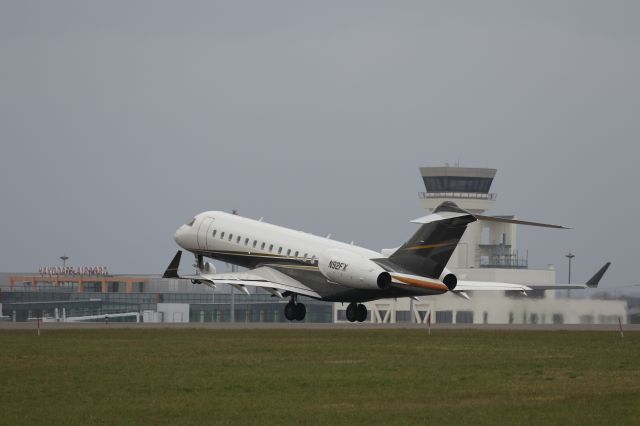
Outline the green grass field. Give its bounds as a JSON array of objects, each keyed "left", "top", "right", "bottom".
[{"left": 1, "top": 328, "right": 638, "bottom": 425}]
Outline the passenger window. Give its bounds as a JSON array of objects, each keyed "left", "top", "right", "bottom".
[
  {"left": 245, "top": 238, "right": 249, "bottom": 246},
  {"left": 278, "top": 247, "right": 282, "bottom": 254},
  {"left": 236, "top": 236, "right": 241, "bottom": 243},
  {"left": 253, "top": 240, "right": 257, "bottom": 248},
  {"left": 295, "top": 251, "right": 299, "bottom": 257},
  {"left": 261, "top": 242, "right": 265, "bottom": 250},
  {"left": 220, "top": 232, "right": 225, "bottom": 239},
  {"left": 228, "top": 234, "right": 233, "bottom": 241},
  {"left": 269, "top": 244, "right": 273, "bottom": 252},
  {"left": 303, "top": 253, "right": 308, "bottom": 259},
  {"left": 287, "top": 249, "right": 291, "bottom": 256},
  {"left": 212, "top": 230, "right": 217, "bottom": 237}
]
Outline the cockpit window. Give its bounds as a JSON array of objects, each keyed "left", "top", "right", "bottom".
[{"left": 186, "top": 218, "right": 196, "bottom": 227}]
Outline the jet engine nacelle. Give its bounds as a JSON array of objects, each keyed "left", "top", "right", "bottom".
[
  {"left": 319, "top": 249, "right": 391, "bottom": 290},
  {"left": 201, "top": 262, "right": 216, "bottom": 274},
  {"left": 439, "top": 267, "right": 457, "bottom": 291}
]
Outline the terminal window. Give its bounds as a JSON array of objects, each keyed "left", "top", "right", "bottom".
[{"left": 435, "top": 310, "right": 453, "bottom": 323}]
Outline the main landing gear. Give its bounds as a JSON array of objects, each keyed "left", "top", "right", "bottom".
[
  {"left": 284, "top": 298, "right": 306, "bottom": 321},
  {"left": 346, "top": 303, "right": 367, "bottom": 323}
]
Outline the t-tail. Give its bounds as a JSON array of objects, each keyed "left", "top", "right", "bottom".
[
  {"left": 378, "top": 201, "right": 569, "bottom": 288},
  {"left": 382, "top": 202, "right": 476, "bottom": 283}
]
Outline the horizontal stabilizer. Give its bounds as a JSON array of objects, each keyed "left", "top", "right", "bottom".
[
  {"left": 474, "top": 214, "right": 570, "bottom": 229},
  {"left": 412, "top": 202, "right": 569, "bottom": 229}
]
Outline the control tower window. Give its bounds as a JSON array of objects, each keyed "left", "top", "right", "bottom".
[{"left": 423, "top": 176, "right": 492, "bottom": 193}]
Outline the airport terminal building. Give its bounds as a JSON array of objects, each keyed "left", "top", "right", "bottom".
[
  {"left": 0, "top": 166, "right": 629, "bottom": 325},
  {"left": 0, "top": 273, "right": 331, "bottom": 323}
]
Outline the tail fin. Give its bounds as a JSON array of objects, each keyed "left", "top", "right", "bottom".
[{"left": 389, "top": 202, "right": 476, "bottom": 278}]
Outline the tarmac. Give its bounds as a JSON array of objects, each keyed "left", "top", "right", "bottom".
[{"left": 1, "top": 321, "right": 638, "bottom": 331}]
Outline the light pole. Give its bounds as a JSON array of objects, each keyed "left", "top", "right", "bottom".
[
  {"left": 60, "top": 255, "right": 69, "bottom": 272},
  {"left": 565, "top": 252, "right": 575, "bottom": 299},
  {"left": 565, "top": 252, "right": 575, "bottom": 283}
]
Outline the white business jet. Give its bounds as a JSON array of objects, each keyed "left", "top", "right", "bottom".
[{"left": 163, "top": 202, "right": 610, "bottom": 322}]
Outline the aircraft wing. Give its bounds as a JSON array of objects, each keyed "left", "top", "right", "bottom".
[
  {"left": 454, "top": 262, "right": 611, "bottom": 293},
  {"left": 162, "top": 251, "right": 321, "bottom": 299},
  {"left": 455, "top": 281, "right": 532, "bottom": 292}
]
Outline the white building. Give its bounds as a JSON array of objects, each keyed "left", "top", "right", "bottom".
[{"left": 336, "top": 166, "right": 627, "bottom": 324}]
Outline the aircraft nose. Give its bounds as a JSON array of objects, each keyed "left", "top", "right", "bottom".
[{"left": 174, "top": 225, "right": 189, "bottom": 248}]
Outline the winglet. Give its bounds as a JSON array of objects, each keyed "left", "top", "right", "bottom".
[
  {"left": 586, "top": 262, "right": 611, "bottom": 288},
  {"left": 162, "top": 251, "right": 182, "bottom": 278}
]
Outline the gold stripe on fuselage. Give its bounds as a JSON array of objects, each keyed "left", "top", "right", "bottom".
[
  {"left": 402, "top": 242, "right": 453, "bottom": 251},
  {"left": 391, "top": 275, "right": 448, "bottom": 292}
]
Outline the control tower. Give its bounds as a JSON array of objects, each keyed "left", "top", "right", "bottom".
[
  {"left": 418, "top": 166, "right": 554, "bottom": 285},
  {"left": 419, "top": 166, "right": 497, "bottom": 214}
]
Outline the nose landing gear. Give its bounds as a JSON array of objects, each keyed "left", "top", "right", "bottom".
[{"left": 346, "top": 303, "right": 367, "bottom": 322}]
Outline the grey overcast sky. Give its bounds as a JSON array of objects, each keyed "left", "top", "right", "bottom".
[{"left": 1, "top": 1, "right": 639, "bottom": 289}]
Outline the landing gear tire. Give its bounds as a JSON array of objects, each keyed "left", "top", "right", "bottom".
[
  {"left": 284, "top": 303, "right": 296, "bottom": 321},
  {"left": 294, "top": 303, "right": 306, "bottom": 321},
  {"left": 284, "top": 302, "right": 306, "bottom": 321},
  {"left": 356, "top": 304, "right": 367, "bottom": 322},
  {"left": 346, "top": 303, "right": 358, "bottom": 322}
]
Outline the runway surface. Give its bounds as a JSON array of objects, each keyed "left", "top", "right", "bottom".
[{"left": 1, "top": 321, "right": 638, "bottom": 331}]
